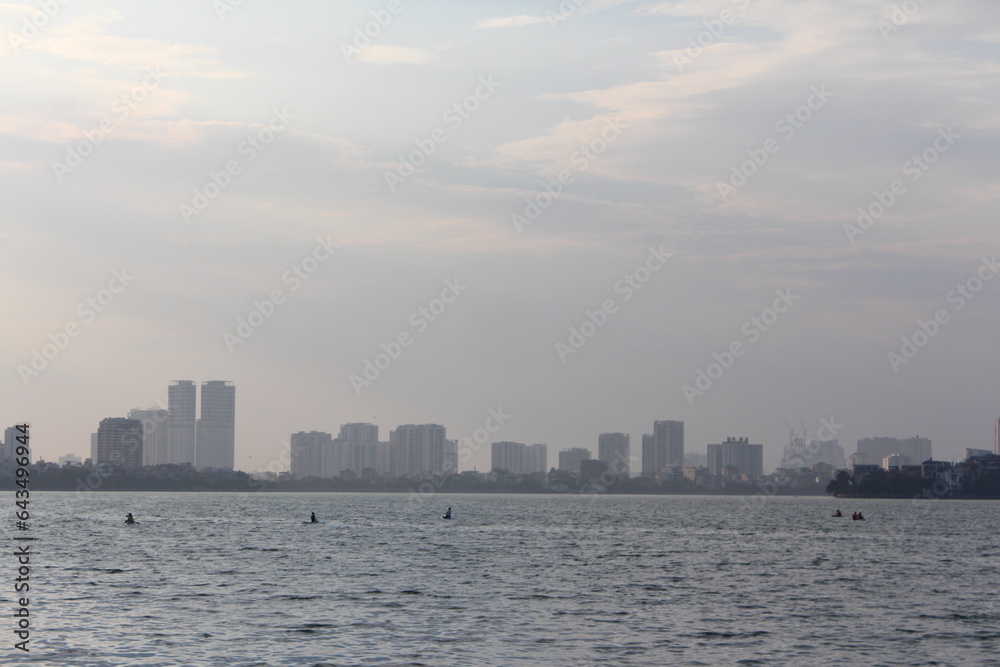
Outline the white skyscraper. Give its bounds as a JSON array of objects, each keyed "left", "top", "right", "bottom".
[
  {"left": 339, "top": 423, "right": 379, "bottom": 442},
  {"left": 96, "top": 418, "right": 144, "bottom": 468},
  {"left": 389, "top": 424, "right": 449, "bottom": 477},
  {"left": 492, "top": 441, "right": 524, "bottom": 473},
  {"left": 290, "top": 431, "right": 332, "bottom": 478},
  {"left": 167, "top": 380, "right": 197, "bottom": 465},
  {"left": 558, "top": 447, "right": 591, "bottom": 473},
  {"left": 129, "top": 407, "right": 170, "bottom": 466},
  {"left": 331, "top": 423, "right": 381, "bottom": 477},
  {"left": 2, "top": 426, "right": 21, "bottom": 464},
  {"left": 526, "top": 444, "right": 547, "bottom": 474},
  {"left": 196, "top": 381, "right": 236, "bottom": 469},
  {"left": 707, "top": 437, "right": 764, "bottom": 479},
  {"left": 598, "top": 432, "right": 630, "bottom": 477},
  {"left": 642, "top": 421, "right": 684, "bottom": 475}
]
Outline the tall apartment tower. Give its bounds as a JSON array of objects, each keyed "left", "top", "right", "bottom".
[
  {"left": 167, "top": 381, "right": 197, "bottom": 464},
  {"left": 290, "top": 431, "right": 333, "bottom": 478},
  {"left": 642, "top": 420, "right": 684, "bottom": 475},
  {"left": 707, "top": 436, "right": 764, "bottom": 479},
  {"left": 128, "top": 408, "right": 170, "bottom": 466},
  {"left": 558, "top": 447, "right": 591, "bottom": 474},
  {"left": 526, "top": 444, "right": 547, "bottom": 474},
  {"left": 96, "top": 418, "right": 144, "bottom": 468},
  {"left": 2, "top": 426, "right": 21, "bottom": 464},
  {"left": 598, "top": 432, "right": 630, "bottom": 477},
  {"left": 196, "top": 381, "right": 236, "bottom": 469},
  {"left": 332, "top": 423, "right": 380, "bottom": 478},
  {"left": 641, "top": 434, "right": 655, "bottom": 475},
  {"left": 389, "top": 424, "right": 449, "bottom": 477},
  {"left": 491, "top": 441, "right": 525, "bottom": 473},
  {"left": 339, "top": 423, "right": 379, "bottom": 442}
]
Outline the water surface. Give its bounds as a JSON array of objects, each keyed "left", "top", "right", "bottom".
[{"left": 8, "top": 492, "right": 1000, "bottom": 666}]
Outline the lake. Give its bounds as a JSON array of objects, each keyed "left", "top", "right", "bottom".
[{"left": 8, "top": 491, "right": 1000, "bottom": 666}]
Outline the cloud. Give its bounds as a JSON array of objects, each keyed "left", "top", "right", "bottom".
[
  {"left": 16, "top": 12, "right": 247, "bottom": 79},
  {"left": 355, "top": 44, "right": 435, "bottom": 65},
  {"left": 472, "top": 15, "right": 548, "bottom": 30}
]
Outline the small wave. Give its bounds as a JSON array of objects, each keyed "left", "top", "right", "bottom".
[
  {"left": 278, "top": 595, "right": 321, "bottom": 601},
  {"left": 686, "top": 630, "right": 770, "bottom": 639}
]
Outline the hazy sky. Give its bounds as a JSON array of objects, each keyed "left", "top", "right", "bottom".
[{"left": 2, "top": 0, "right": 998, "bottom": 473}]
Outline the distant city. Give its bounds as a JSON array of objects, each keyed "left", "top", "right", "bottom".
[{"left": 4, "top": 380, "right": 1000, "bottom": 498}]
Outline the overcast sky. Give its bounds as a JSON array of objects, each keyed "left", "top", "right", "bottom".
[{"left": 2, "top": 0, "right": 998, "bottom": 473}]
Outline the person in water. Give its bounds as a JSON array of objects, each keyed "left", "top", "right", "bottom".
[
  {"left": 851, "top": 512, "right": 857, "bottom": 520},
  {"left": 310, "top": 512, "right": 318, "bottom": 523},
  {"left": 834, "top": 509, "right": 842, "bottom": 517},
  {"left": 444, "top": 507, "right": 452, "bottom": 519},
  {"left": 125, "top": 513, "right": 135, "bottom": 524},
  {"left": 856, "top": 511, "right": 864, "bottom": 520}
]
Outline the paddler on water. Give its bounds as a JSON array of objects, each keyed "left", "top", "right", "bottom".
[
  {"left": 833, "top": 509, "right": 842, "bottom": 517},
  {"left": 310, "top": 512, "right": 318, "bottom": 523},
  {"left": 125, "top": 513, "right": 135, "bottom": 524}
]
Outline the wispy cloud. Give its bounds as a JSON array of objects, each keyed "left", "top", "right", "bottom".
[
  {"left": 355, "top": 44, "right": 435, "bottom": 65},
  {"left": 22, "top": 12, "right": 247, "bottom": 78},
  {"left": 472, "top": 15, "right": 548, "bottom": 30}
]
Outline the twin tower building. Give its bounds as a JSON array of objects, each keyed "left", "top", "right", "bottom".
[{"left": 94, "top": 380, "right": 236, "bottom": 470}]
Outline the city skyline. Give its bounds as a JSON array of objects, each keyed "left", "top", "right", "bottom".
[
  {"left": 1, "top": 1, "right": 998, "bottom": 478},
  {"left": 10, "top": 395, "right": 987, "bottom": 476},
  {"left": 2, "top": 3, "right": 996, "bottom": 664},
  {"left": 88, "top": 379, "right": 237, "bottom": 469}
]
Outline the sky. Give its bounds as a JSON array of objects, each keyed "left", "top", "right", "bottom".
[{"left": 1, "top": 0, "right": 998, "bottom": 474}]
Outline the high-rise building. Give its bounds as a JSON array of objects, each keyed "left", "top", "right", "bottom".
[
  {"left": 95, "top": 418, "right": 144, "bottom": 468},
  {"left": 339, "top": 423, "right": 379, "bottom": 442},
  {"left": 167, "top": 381, "right": 197, "bottom": 464},
  {"left": 197, "top": 381, "right": 236, "bottom": 469},
  {"left": 492, "top": 441, "right": 525, "bottom": 473},
  {"left": 128, "top": 408, "right": 169, "bottom": 466},
  {"left": 489, "top": 442, "right": 546, "bottom": 474},
  {"left": 995, "top": 418, "right": 1000, "bottom": 455},
  {"left": 598, "top": 432, "right": 630, "bottom": 477},
  {"left": 526, "top": 444, "right": 547, "bottom": 474},
  {"left": 2, "top": 426, "right": 22, "bottom": 463},
  {"left": 641, "top": 433, "right": 655, "bottom": 475},
  {"left": 328, "top": 423, "right": 382, "bottom": 477},
  {"left": 642, "top": 420, "right": 683, "bottom": 475},
  {"left": 389, "top": 424, "right": 449, "bottom": 477},
  {"left": 707, "top": 437, "right": 764, "bottom": 479},
  {"left": 558, "top": 447, "right": 591, "bottom": 474},
  {"left": 290, "top": 431, "right": 332, "bottom": 478}
]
